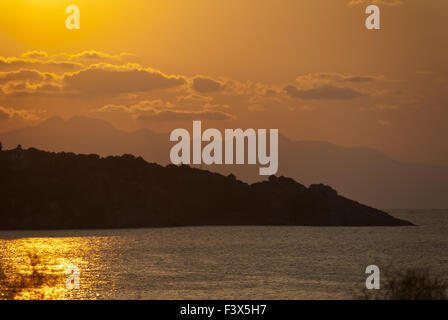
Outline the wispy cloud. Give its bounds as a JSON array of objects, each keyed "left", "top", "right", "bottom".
[
  {"left": 0, "top": 105, "right": 45, "bottom": 122},
  {"left": 284, "top": 84, "right": 366, "bottom": 100}
]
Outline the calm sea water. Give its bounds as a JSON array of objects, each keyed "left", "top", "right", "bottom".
[{"left": 0, "top": 210, "right": 447, "bottom": 300}]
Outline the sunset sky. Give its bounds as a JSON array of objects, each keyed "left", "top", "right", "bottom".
[{"left": 0, "top": 0, "right": 447, "bottom": 165}]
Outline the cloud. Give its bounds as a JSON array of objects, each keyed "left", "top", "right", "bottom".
[
  {"left": 62, "top": 64, "right": 185, "bottom": 96},
  {"left": 96, "top": 100, "right": 174, "bottom": 113},
  {"left": 1, "top": 81, "right": 62, "bottom": 96},
  {"left": 0, "top": 106, "right": 45, "bottom": 122},
  {"left": 284, "top": 73, "right": 381, "bottom": 101},
  {"left": 138, "top": 109, "right": 233, "bottom": 121},
  {"left": 192, "top": 76, "right": 224, "bottom": 93},
  {"left": 340, "top": 76, "right": 377, "bottom": 83},
  {"left": 0, "top": 57, "right": 82, "bottom": 73},
  {"left": 0, "top": 69, "right": 57, "bottom": 85},
  {"left": 21, "top": 51, "right": 49, "bottom": 59},
  {"left": 95, "top": 99, "right": 233, "bottom": 122},
  {"left": 295, "top": 73, "right": 381, "bottom": 86},
  {"left": 0, "top": 50, "right": 134, "bottom": 75},
  {"left": 284, "top": 84, "right": 365, "bottom": 100},
  {"left": 0, "top": 62, "right": 185, "bottom": 98},
  {"left": 0, "top": 108, "right": 9, "bottom": 121},
  {"left": 249, "top": 84, "right": 284, "bottom": 106},
  {"left": 177, "top": 94, "right": 214, "bottom": 106},
  {"left": 65, "top": 50, "right": 134, "bottom": 63},
  {"left": 0, "top": 51, "right": 394, "bottom": 128},
  {"left": 21, "top": 50, "right": 133, "bottom": 64}
]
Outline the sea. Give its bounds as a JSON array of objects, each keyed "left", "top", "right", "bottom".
[{"left": 0, "top": 210, "right": 447, "bottom": 300}]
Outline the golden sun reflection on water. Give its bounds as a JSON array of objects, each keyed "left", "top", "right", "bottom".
[{"left": 0, "top": 235, "right": 110, "bottom": 300}]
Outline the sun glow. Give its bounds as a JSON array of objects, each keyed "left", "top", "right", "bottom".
[
  {"left": 0, "top": 236, "right": 100, "bottom": 300},
  {"left": 0, "top": 0, "right": 125, "bottom": 49}
]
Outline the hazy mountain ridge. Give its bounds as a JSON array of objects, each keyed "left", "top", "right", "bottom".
[{"left": 1, "top": 116, "right": 446, "bottom": 209}]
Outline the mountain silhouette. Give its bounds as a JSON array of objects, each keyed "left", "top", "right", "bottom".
[
  {"left": 0, "top": 145, "right": 413, "bottom": 229},
  {"left": 1, "top": 116, "right": 447, "bottom": 209}
]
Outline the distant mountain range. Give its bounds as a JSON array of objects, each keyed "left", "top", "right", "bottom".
[
  {"left": 1, "top": 116, "right": 447, "bottom": 209},
  {"left": 0, "top": 146, "right": 413, "bottom": 228}
]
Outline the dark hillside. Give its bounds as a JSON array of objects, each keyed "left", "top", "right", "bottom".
[{"left": 0, "top": 146, "right": 413, "bottom": 229}]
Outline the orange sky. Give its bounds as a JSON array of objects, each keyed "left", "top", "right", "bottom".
[{"left": 0, "top": 0, "right": 447, "bottom": 165}]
